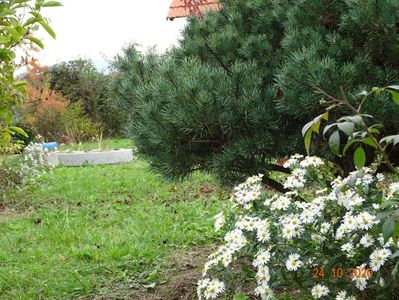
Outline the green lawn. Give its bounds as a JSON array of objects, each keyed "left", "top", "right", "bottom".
[
  {"left": 0, "top": 159, "right": 226, "bottom": 299},
  {"left": 58, "top": 138, "right": 133, "bottom": 152}
]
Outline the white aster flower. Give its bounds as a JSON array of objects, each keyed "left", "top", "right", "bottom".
[
  {"left": 353, "top": 278, "right": 367, "bottom": 291},
  {"left": 281, "top": 224, "right": 296, "bottom": 240},
  {"left": 378, "top": 277, "right": 385, "bottom": 287},
  {"left": 300, "top": 156, "right": 324, "bottom": 168},
  {"left": 284, "top": 168, "right": 307, "bottom": 190},
  {"left": 311, "top": 284, "right": 330, "bottom": 299},
  {"left": 337, "top": 190, "right": 365, "bottom": 210},
  {"left": 221, "top": 250, "right": 233, "bottom": 267},
  {"left": 214, "top": 212, "right": 225, "bottom": 232},
  {"left": 257, "top": 228, "right": 271, "bottom": 243},
  {"left": 372, "top": 203, "right": 380, "bottom": 210},
  {"left": 320, "top": 222, "right": 331, "bottom": 234},
  {"left": 254, "top": 282, "right": 274, "bottom": 299},
  {"left": 271, "top": 195, "right": 291, "bottom": 211},
  {"left": 244, "top": 217, "right": 260, "bottom": 231},
  {"left": 389, "top": 182, "right": 399, "bottom": 195},
  {"left": 253, "top": 250, "right": 271, "bottom": 267},
  {"left": 300, "top": 209, "right": 316, "bottom": 224},
  {"left": 311, "top": 233, "right": 327, "bottom": 243},
  {"left": 341, "top": 242, "right": 354, "bottom": 255},
  {"left": 376, "top": 173, "right": 385, "bottom": 182},
  {"left": 203, "top": 278, "right": 225, "bottom": 299},
  {"left": 286, "top": 253, "right": 303, "bottom": 271},
  {"left": 360, "top": 234, "right": 374, "bottom": 248},
  {"left": 256, "top": 265, "right": 271, "bottom": 284},
  {"left": 356, "top": 212, "right": 376, "bottom": 230},
  {"left": 335, "top": 290, "right": 347, "bottom": 300},
  {"left": 369, "top": 248, "right": 391, "bottom": 271},
  {"left": 224, "top": 229, "right": 248, "bottom": 251},
  {"left": 283, "top": 154, "right": 304, "bottom": 168}
]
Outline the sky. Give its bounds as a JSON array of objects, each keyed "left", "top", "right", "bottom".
[{"left": 36, "top": 0, "right": 187, "bottom": 70}]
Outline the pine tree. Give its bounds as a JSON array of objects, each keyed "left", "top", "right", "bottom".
[
  {"left": 113, "top": 0, "right": 399, "bottom": 189},
  {"left": 112, "top": 1, "right": 296, "bottom": 190}
]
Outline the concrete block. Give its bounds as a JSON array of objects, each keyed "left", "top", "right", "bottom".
[{"left": 53, "top": 149, "right": 133, "bottom": 166}]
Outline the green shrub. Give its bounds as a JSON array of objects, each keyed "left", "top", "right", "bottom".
[
  {"left": 61, "top": 102, "right": 100, "bottom": 144},
  {"left": 0, "top": 143, "right": 51, "bottom": 200}
]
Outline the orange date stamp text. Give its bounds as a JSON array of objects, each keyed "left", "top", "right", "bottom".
[{"left": 312, "top": 267, "right": 373, "bottom": 280}]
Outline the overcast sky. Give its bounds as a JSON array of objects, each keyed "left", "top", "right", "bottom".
[{"left": 36, "top": 0, "right": 187, "bottom": 69}]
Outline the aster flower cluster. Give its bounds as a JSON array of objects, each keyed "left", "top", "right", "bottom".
[
  {"left": 198, "top": 155, "right": 399, "bottom": 299},
  {"left": 2, "top": 143, "right": 52, "bottom": 191},
  {"left": 19, "top": 143, "right": 52, "bottom": 179}
]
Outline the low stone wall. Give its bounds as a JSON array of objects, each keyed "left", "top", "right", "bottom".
[{"left": 48, "top": 149, "right": 133, "bottom": 166}]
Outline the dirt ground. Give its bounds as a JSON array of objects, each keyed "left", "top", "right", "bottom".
[{"left": 130, "top": 247, "right": 213, "bottom": 300}]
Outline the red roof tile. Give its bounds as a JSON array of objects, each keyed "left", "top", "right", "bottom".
[{"left": 167, "top": 0, "right": 221, "bottom": 20}]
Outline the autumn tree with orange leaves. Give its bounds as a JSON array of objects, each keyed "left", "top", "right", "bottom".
[{"left": 21, "top": 60, "right": 98, "bottom": 143}]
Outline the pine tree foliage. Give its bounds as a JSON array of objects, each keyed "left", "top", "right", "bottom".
[
  {"left": 276, "top": 0, "right": 399, "bottom": 131},
  {"left": 112, "top": 0, "right": 399, "bottom": 188}
]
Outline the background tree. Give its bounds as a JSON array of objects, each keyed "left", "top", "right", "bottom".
[
  {"left": 0, "top": 0, "right": 61, "bottom": 148},
  {"left": 47, "top": 59, "right": 120, "bottom": 135},
  {"left": 21, "top": 60, "right": 99, "bottom": 143}
]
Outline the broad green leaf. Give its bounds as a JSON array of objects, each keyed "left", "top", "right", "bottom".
[
  {"left": 23, "top": 17, "right": 38, "bottom": 27},
  {"left": 311, "top": 119, "right": 321, "bottom": 134},
  {"left": 5, "top": 25, "right": 21, "bottom": 40},
  {"left": 382, "top": 217, "right": 396, "bottom": 242},
  {"left": 368, "top": 124, "right": 382, "bottom": 135},
  {"left": 27, "top": 36, "right": 44, "bottom": 48},
  {"left": 0, "top": 36, "right": 10, "bottom": 44},
  {"left": 337, "top": 121, "right": 355, "bottom": 136},
  {"left": 329, "top": 130, "right": 340, "bottom": 155},
  {"left": 380, "top": 134, "right": 399, "bottom": 146},
  {"left": 353, "top": 147, "right": 366, "bottom": 169},
  {"left": 343, "top": 137, "right": 377, "bottom": 155},
  {"left": 323, "top": 123, "right": 336, "bottom": 138},
  {"left": 11, "top": 0, "right": 30, "bottom": 5},
  {"left": 321, "top": 111, "right": 329, "bottom": 121},
  {"left": 389, "top": 91, "right": 399, "bottom": 106},
  {"left": 387, "top": 86, "right": 399, "bottom": 106},
  {"left": 39, "top": 20, "right": 56, "bottom": 38},
  {"left": 1, "top": 131, "right": 12, "bottom": 143},
  {"left": 360, "top": 137, "right": 378, "bottom": 148},
  {"left": 377, "top": 210, "right": 393, "bottom": 220},
  {"left": 35, "top": 0, "right": 45, "bottom": 10},
  {"left": 8, "top": 126, "right": 28, "bottom": 137},
  {"left": 304, "top": 130, "right": 312, "bottom": 155},
  {"left": 43, "top": 1, "right": 62, "bottom": 7},
  {"left": 302, "top": 112, "right": 329, "bottom": 137},
  {"left": 339, "top": 115, "right": 362, "bottom": 125},
  {"left": 29, "top": 11, "right": 44, "bottom": 20},
  {"left": 302, "top": 120, "right": 313, "bottom": 137},
  {"left": 13, "top": 81, "right": 27, "bottom": 87}
]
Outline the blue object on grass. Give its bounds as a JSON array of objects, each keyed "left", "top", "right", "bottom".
[{"left": 43, "top": 142, "right": 58, "bottom": 151}]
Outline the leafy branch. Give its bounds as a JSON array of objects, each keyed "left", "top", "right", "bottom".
[{"left": 302, "top": 85, "right": 399, "bottom": 176}]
